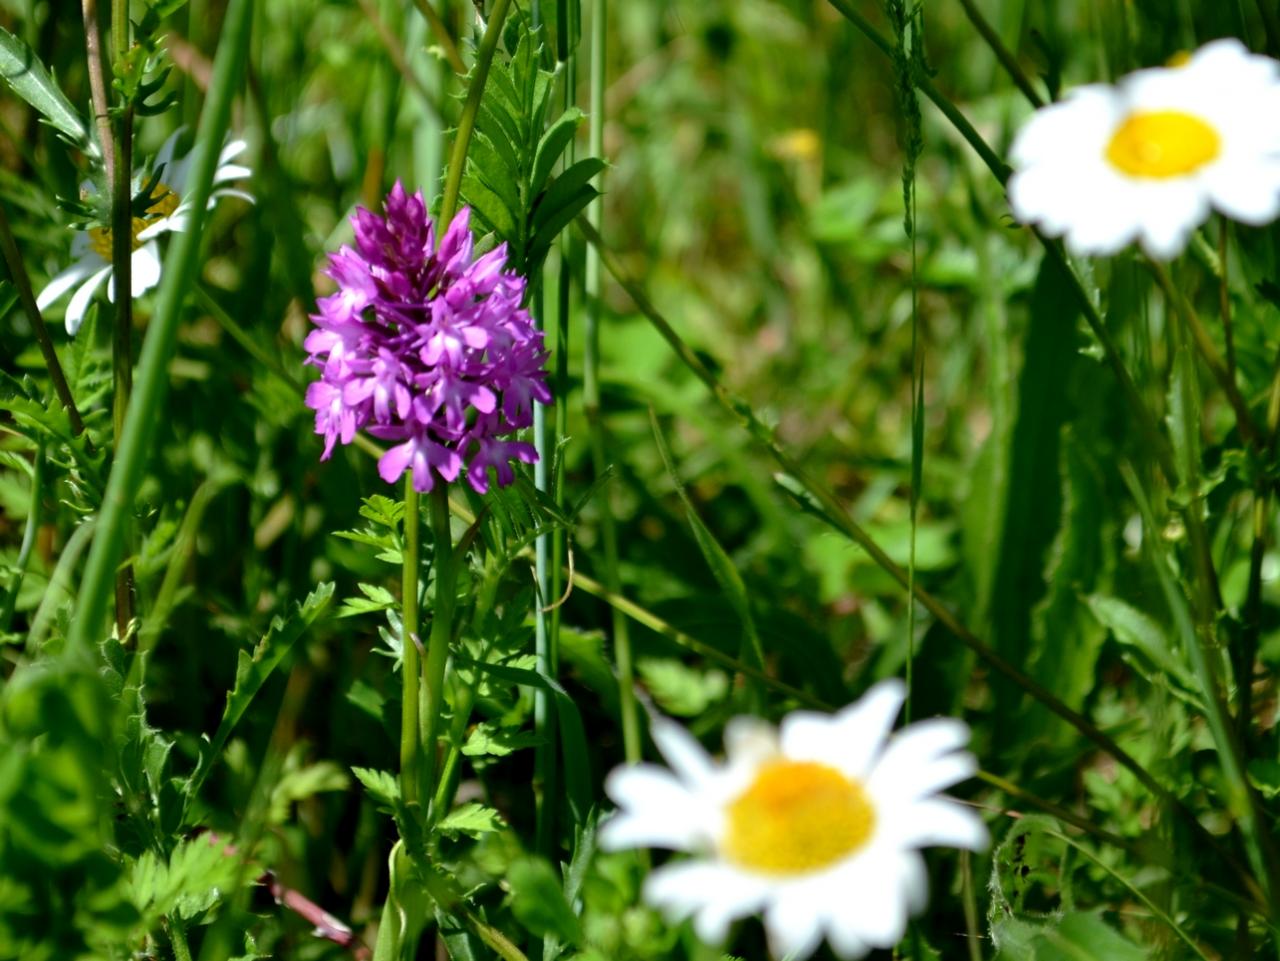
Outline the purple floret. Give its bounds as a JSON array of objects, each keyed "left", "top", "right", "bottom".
[{"left": 304, "top": 182, "right": 551, "bottom": 493}]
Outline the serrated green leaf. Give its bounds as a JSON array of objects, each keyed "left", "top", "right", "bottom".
[
  {"left": 127, "top": 836, "right": 242, "bottom": 923},
  {"left": 0, "top": 27, "right": 94, "bottom": 154},
  {"left": 337, "top": 582, "right": 397, "bottom": 618},
  {"left": 437, "top": 801, "right": 506, "bottom": 837},
  {"left": 506, "top": 856, "right": 582, "bottom": 946},
  {"left": 352, "top": 766, "right": 400, "bottom": 813},
  {"left": 530, "top": 107, "right": 584, "bottom": 199},
  {"left": 188, "top": 583, "right": 334, "bottom": 801}
]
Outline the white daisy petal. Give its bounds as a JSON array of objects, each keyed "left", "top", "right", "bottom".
[
  {"left": 650, "top": 717, "right": 716, "bottom": 786},
  {"left": 643, "top": 861, "right": 771, "bottom": 943},
  {"left": 867, "top": 718, "right": 976, "bottom": 801},
  {"left": 829, "top": 679, "right": 906, "bottom": 778},
  {"left": 64, "top": 265, "right": 112, "bottom": 335},
  {"left": 835, "top": 854, "right": 910, "bottom": 948},
  {"left": 36, "top": 257, "right": 102, "bottom": 311},
  {"left": 218, "top": 138, "right": 248, "bottom": 164},
  {"left": 130, "top": 241, "right": 163, "bottom": 297},
  {"left": 890, "top": 798, "right": 989, "bottom": 852},
  {"left": 765, "top": 892, "right": 826, "bottom": 961},
  {"left": 213, "top": 163, "right": 253, "bottom": 184},
  {"left": 600, "top": 764, "right": 704, "bottom": 851}
]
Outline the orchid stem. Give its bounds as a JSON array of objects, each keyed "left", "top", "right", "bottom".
[
  {"left": 421, "top": 484, "right": 457, "bottom": 814},
  {"left": 400, "top": 483, "right": 423, "bottom": 808}
]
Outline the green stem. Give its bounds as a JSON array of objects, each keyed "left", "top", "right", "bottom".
[
  {"left": 67, "top": 0, "right": 253, "bottom": 655},
  {"left": 955, "top": 0, "right": 1044, "bottom": 107},
  {"left": 437, "top": 0, "right": 512, "bottom": 230},
  {"left": 109, "top": 0, "right": 136, "bottom": 641},
  {"left": 167, "top": 918, "right": 194, "bottom": 961},
  {"left": 401, "top": 483, "right": 423, "bottom": 807},
  {"left": 422, "top": 483, "right": 457, "bottom": 813},
  {"left": 0, "top": 204, "right": 86, "bottom": 435},
  {"left": 583, "top": 0, "right": 639, "bottom": 762}
]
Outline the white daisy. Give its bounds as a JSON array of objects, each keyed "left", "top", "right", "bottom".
[
  {"left": 599, "top": 680, "right": 988, "bottom": 960},
  {"left": 1008, "top": 38, "right": 1280, "bottom": 259},
  {"left": 36, "top": 129, "right": 252, "bottom": 335}
]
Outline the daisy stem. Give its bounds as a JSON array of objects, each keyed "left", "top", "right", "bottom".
[
  {"left": 0, "top": 203, "right": 86, "bottom": 436},
  {"left": 400, "top": 483, "right": 423, "bottom": 808},
  {"left": 421, "top": 483, "right": 457, "bottom": 815},
  {"left": 66, "top": 0, "right": 252, "bottom": 656},
  {"left": 582, "top": 0, "right": 642, "bottom": 764}
]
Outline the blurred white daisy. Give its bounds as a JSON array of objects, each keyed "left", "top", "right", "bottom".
[
  {"left": 599, "top": 680, "right": 988, "bottom": 960},
  {"left": 1009, "top": 39, "right": 1280, "bottom": 259},
  {"left": 37, "top": 129, "right": 252, "bottom": 335}
]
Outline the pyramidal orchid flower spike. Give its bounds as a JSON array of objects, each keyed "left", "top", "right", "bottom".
[{"left": 304, "top": 183, "right": 551, "bottom": 494}]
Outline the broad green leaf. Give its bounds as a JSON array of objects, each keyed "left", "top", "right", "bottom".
[
  {"left": 530, "top": 107, "right": 584, "bottom": 200},
  {"left": 1086, "top": 594, "right": 1193, "bottom": 688},
  {"left": 462, "top": 172, "right": 519, "bottom": 242},
  {"left": 506, "top": 856, "right": 582, "bottom": 946},
  {"left": 437, "top": 801, "right": 506, "bottom": 837},
  {"left": 0, "top": 27, "right": 94, "bottom": 154},
  {"left": 467, "top": 131, "right": 522, "bottom": 225},
  {"left": 127, "top": 836, "right": 243, "bottom": 922},
  {"left": 986, "top": 256, "right": 1077, "bottom": 735},
  {"left": 532, "top": 157, "right": 605, "bottom": 233}
]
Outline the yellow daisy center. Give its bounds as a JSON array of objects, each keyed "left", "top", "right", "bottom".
[
  {"left": 88, "top": 184, "right": 182, "bottom": 259},
  {"left": 722, "top": 760, "right": 876, "bottom": 876},
  {"left": 1105, "top": 110, "right": 1221, "bottom": 179}
]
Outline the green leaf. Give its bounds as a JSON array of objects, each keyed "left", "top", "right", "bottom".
[
  {"left": 127, "top": 836, "right": 243, "bottom": 923},
  {"left": 532, "top": 157, "right": 605, "bottom": 232},
  {"left": 994, "top": 911, "right": 1149, "bottom": 961},
  {"left": 506, "top": 856, "right": 582, "bottom": 946},
  {"left": 352, "top": 766, "right": 401, "bottom": 814},
  {"left": 1086, "top": 594, "right": 1193, "bottom": 689},
  {"left": 637, "top": 657, "right": 728, "bottom": 717},
  {"left": 530, "top": 107, "right": 584, "bottom": 199},
  {"left": 462, "top": 172, "right": 519, "bottom": 242},
  {"left": 437, "top": 801, "right": 506, "bottom": 837},
  {"left": 337, "top": 582, "right": 397, "bottom": 618},
  {"left": 467, "top": 131, "right": 523, "bottom": 226},
  {"left": 461, "top": 721, "right": 545, "bottom": 757},
  {"left": 0, "top": 27, "right": 94, "bottom": 154},
  {"left": 188, "top": 583, "right": 334, "bottom": 801}
]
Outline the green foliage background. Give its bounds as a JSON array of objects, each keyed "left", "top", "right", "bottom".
[{"left": 3, "top": 0, "right": 1280, "bottom": 959}]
